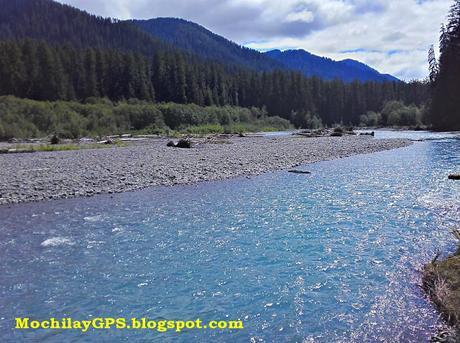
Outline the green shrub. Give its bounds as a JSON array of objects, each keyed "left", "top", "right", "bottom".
[
  {"left": 0, "top": 96, "right": 295, "bottom": 139},
  {"left": 183, "top": 124, "right": 224, "bottom": 135}
]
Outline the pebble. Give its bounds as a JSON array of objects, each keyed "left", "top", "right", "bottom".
[{"left": 0, "top": 136, "right": 411, "bottom": 205}]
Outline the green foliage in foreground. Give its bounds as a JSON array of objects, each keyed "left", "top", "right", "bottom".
[
  {"left": 0, "top": 96, "right": 292, "bottom": 140},
  {"left": 423, "top": 228, "right": 460, "bottom": 328}
]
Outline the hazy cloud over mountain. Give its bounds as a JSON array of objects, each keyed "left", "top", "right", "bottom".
[{"left": 57, "top": 0, "right": 453, "bottom": 80}]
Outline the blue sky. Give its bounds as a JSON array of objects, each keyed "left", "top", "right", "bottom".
[{"left": 57, "top": 0, "right": 453, "bottom": 80}]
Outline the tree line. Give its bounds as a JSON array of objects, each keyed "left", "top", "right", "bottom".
[{"left": 0, "top": 39, "right": 429, "bottom": 130}]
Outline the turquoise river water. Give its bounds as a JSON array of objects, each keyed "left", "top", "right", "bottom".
[{"left": 0, "top": 131, "right": 459, "bottom": 342}]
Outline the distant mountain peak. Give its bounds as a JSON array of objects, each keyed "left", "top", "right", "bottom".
[
  {"left": 265, "top": 49, "right": 399, "bottom": 83},
  {"left": 130, "top": 17, "right": 399, "bottom": 83}
]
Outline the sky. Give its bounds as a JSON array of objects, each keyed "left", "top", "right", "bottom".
[{"left": 57, "top": 0, "right": 453, "bottom": 80}]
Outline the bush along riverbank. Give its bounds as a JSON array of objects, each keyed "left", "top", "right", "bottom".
[
  {"left": 0, "top": 96, "right": 293, "bottom": 140},
  {"left": 423, "top": 228, "right": 460, "bottom": 342}
]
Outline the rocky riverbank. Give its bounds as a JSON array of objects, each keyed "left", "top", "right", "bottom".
[
  {"left": 0, "top": 135, "right": 411, "bottom": 205},
  {"left": 423, "top": 244, "right": 460, "bottom": 342}
]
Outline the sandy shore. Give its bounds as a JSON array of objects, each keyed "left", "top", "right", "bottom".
[{"left": 0, "top": 135, "right": 411, "bottom": 205}]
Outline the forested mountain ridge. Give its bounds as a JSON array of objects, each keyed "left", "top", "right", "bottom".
[
  {"left": 130, "top": 18, "right": 284, "bottom": 71},
  {"left": 132, "top": 17, "right": 399, "bottom": 82},
  {"left": 0, "top": 0, "right": 400, "bottom": 84},
  {"left": 339, "top": 59, "right": 399, "bottom": 82},
  {"left": 0, "top": 0, "right": 169, "bottom": 56},
  {"left": 265, "top": 49, "right": 399, "bottom": 83}
]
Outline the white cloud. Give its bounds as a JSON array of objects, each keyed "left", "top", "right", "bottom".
[
  {"left": 246, "top": 0, "right": 452, "bottom": 80},
  {"left": 285, "top": 10, "right": 315, "bottom": 23},
  {"left": 57, "top": 0, "right": 453, "bottom": 80}
]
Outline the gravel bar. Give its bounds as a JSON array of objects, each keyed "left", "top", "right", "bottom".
[{"left": 0, "top": 136, "right": 412, "bottom": 205}]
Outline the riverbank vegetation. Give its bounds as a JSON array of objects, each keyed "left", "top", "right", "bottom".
[
  {"left": 0, "top": 96, "right": 292, "bottom": 139},
  {"left": 423, "top": 228, "right": 460, "bottom": 338},
  {"left": 359, "top": 101, "right": 428, "bottom": 128},
  {"left": 0, "top": 142, "right": 126, "bottom": 154}
]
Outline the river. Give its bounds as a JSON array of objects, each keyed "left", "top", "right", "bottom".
[{"left": 0, "top": 131, "right": 459, "bottom": 342}]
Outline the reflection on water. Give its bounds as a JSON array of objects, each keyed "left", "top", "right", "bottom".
[
  {"left": 0, "top": 132, "right": 459, "bottom": 342},
  {"left": 364, "top": 129, "right": 460, "bottom": 141}
]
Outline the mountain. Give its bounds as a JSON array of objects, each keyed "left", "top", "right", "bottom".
[
  {"left": 338, "top": 59, "right": 399, "bottom": 82},
  {"left": 131, "top": 18, "right": 399, "bottom": 82},
  {"left": 0, "top": 0, "right": 168, "bottom": 56},
  {"left": 265, "top": 49, "right": 399, "bottom": 83},
  {"left": 0, "top": 0, "right": 399, "bottom": 84},
  {"left": 129, "top": 18, "right": 283, "bottom": 71}
]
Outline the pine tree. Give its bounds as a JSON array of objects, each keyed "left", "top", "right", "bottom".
[
  {"left": 35, "top": 43, "right": 62, "bottom": 100},
  {"left": 84, "top": 49, "right": 98, "bottom": 99},
  {"left": 430, "top": 0, "right": 460, "bottom": 130},
  {"left": 428, "top": 45, "right": 438, "bottom": 84}
]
